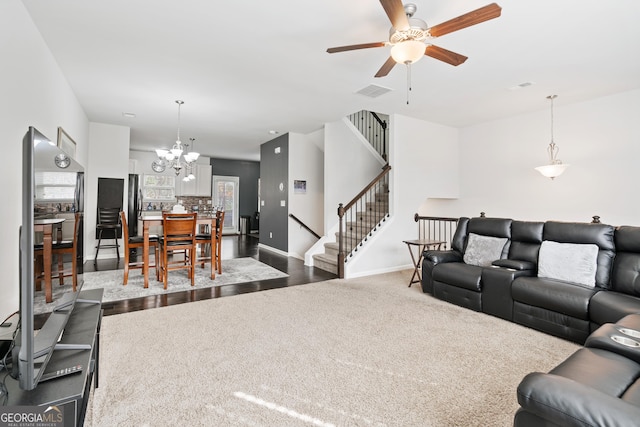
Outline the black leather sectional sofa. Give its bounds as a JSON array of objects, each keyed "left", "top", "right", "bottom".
[
  {"left": 420, "top": 216, "right": 640, "bottom": 425},
  {"left": 422, "top": 216, "right": 640, "bottom": 343}
]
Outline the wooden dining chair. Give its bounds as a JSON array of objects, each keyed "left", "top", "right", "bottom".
[
  {"left": 35, "top": 212, "right": 82, "bottom": 293},
  {"left": 120, "top": 211, "right": 159, "bottom": 285},
  {"left": 159, "top": 212, "right": 197, "bottom": 289},
  {"left": 214, "top": 210, "right": 225, "bottom": 274},
  {"left": 195, "top": 215, "right": 217, "bottom": 280}
]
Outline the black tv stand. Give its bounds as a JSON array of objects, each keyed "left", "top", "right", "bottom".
[{"left": 5, "top": 288, "right": 103, "bottom": 426}]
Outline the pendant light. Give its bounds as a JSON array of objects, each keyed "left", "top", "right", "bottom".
[
  {"left": 152, "top": 100, "right": 200, "bottom": 176},
  {"left": 534, "top": 95, "right": 570, "bottom": 179}
]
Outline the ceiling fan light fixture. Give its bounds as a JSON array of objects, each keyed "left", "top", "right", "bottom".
[{"left": 391, "top": 39, "right": 425, "bottom": 64}]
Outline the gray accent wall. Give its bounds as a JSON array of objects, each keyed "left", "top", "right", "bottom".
[{"left": 259, "top": 134, "right": 289, "bottom": 252}]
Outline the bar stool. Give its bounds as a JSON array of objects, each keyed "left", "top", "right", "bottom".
[{"left": 95, "top": 207, "right": 121, "bottom": 260}]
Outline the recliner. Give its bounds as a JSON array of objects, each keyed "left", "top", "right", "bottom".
[{"left": 429, "top": 216, "right": 512, "bottom": 312}]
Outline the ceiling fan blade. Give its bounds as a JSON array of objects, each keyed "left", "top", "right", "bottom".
[
  {"left": 425, "top": 45, "right": 468, "bottom": 66},
  {"left": 379, "top": 0, "right": 410, "bottom": 31},
  {"left": 375, "top": 56, "right": 397, "bottom": 78},
  {"left": 327, "top": 42, "right": 386, "bottom": 54},
  {"left": 429, "top": 3, "right": 502, "bottom": 38}
]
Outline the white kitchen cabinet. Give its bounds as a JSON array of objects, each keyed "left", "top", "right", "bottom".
[{"left": 176, "top": 164, "right": 212, "bottom": 196}]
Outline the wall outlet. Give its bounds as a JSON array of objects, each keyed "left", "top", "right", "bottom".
[
  {"left": 280, "top": 200, "right": 286, "bottom": 207},
  {"left": 207, "top": 200, "right": 212, "bottom": 205},
  {"left": 261, "top": 200, "right": 265, "bottom": 206}
]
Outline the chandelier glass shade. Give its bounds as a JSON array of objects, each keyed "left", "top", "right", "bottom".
[
  {"left": 534, "top": 95, "right": 569, "bottom": 180},
  {"left": 152, "top": 100, "right": 199, "bottom": 179},
  {"left": 390, "top": 40, "right": 425, "bottom": 64}
]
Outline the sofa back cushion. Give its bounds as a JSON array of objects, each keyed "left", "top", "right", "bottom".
[
  {"left": 466, "top": 217, "right": 512, "bottom": 258},
  {"left": 543, "top": 221, "right": 616, "bottom": 288},
  {"left": 451, "top": 217, "right": 470, "bottom": 254},
  {"left": 611, "top": 226, "right": 640, "bottom": 296},
  {"left": 509, "top": 221, "right": 544, "bottom": 265}
]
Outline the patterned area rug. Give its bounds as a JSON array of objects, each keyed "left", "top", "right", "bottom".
[{"left": 34, "top": 257, "right": 288, "bottom": 314}]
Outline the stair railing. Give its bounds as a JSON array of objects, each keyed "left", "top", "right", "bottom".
[
  {"left": 413, "top": 214, "right": 459, "bottom": 250},
  {"left": 348, "top": 110, "right": 388, "bottom": 161},
  {"left": 289, "top": 213, "right": 321, "bottom": 239},
  {"left": 337, "top": 164, "right": 391, "bottom": 277}
]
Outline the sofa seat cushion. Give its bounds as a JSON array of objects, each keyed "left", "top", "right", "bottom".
[
  {"left": 589, "top": 290, "right": 640, "bottom": 326},
  {"left": 512, "top": 277, "right": 597, "bottom": 320},
  {"left": 433, "top": 263, "right": 483, "bottom": 292}
]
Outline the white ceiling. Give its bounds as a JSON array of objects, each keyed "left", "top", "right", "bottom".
[{"left": 22, "top": 0, "right": 640, "bottom": 161}]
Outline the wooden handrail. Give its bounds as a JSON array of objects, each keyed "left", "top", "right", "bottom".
[
  {"left": 289, "top": 214, "right": 321, "bottom": 239},
  {"left": 370, "top": 111, "right": 387, "bottom": 129},
  {"left": 343, "top": 164, "right": 391, "bottom": 212}
]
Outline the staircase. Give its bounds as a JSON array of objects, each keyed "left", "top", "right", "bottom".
[
  {"left": 313, "top": 166, "right": 390, "bottom": 276},
  {"left": 312, "top": 110, "right": 390, "bottom": 277}
]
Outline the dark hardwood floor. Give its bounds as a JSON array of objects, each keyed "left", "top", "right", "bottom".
[{"left": 84, "top": 233, "right": 337, "bottom": 317}]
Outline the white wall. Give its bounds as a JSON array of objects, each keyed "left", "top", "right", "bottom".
[
  {"left": 421, "top": 89, "right": 640, "bottom": 227},
  {"left": 0, "top": 0, "right": 89, "bottom": 320},
  {"left": 86, "top": 123, "right": 130, "bottom": 260},
  {"left": 345, "top": 114, "right": 459, "bottom": 277},
  {"left": 288, "top": 130, "right": 324, "bottom": 259}
]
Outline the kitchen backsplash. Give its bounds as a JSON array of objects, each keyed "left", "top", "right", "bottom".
[
  {"left": 143, "top": 196, "right": 216, "bottom": 213},
  {"left": 35, "top": 202, "right": 76, "bottom": 214}
]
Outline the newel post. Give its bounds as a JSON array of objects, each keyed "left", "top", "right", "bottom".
[{"left": 337, "top": 203, "right": 345, "bottom": 278}]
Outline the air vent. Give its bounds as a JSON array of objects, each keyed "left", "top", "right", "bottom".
[
  {"left": 508, "top": 81, "right": 535, "bottom": 91},
  {"left": 356, "top": 84, "right": 393, "bottom": 98}
]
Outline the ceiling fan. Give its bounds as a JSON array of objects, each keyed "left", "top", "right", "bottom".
[{"left": 326, "top": 0, "right": 502, "bottom": 77}]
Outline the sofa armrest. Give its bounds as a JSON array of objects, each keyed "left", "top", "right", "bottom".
[
  {"left": 492, "top": 259, "right": 535, "bottom": 271},
  {"left": 421, "top": 250, "right": 462, "bottom": 294},
  {"left": 423, "top": 250, "right": 462, "bottom": 264},
  {"left": 517, "top": 372, "right": 640, "bottom": 427}
]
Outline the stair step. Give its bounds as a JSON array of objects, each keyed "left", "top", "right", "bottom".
[
  {"left": 324, "top": 242, "right": 339, "bottom": 257},
  {"left": 313, "top": 253, "right": 338, "bottom": 275}
]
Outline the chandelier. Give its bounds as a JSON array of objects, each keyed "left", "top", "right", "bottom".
[
  {"left": 534, "top": 95, "right": 570, "bottom": 180},
  {"left": 151, "top": 100, "right": 199, "bottom": 180}
]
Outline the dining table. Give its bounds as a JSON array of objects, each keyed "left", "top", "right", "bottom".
[
  {"left": 35, "top": 217, "right": 65, "bottom": 303},
  {"left": 141, "top": 214, "right": 218, "bottom": 288}
]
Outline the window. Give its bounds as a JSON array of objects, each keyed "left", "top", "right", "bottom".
[{"left": 35, "top": 171, "right": 77, "bottom": 201}]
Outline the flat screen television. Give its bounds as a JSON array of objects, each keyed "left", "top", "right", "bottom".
[{"left": 12, "top": 126, "right": 85, "bottom": 391}]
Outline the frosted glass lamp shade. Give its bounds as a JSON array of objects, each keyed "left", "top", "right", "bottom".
[{"left": 391, "top": 40, "right": 425, "bottom": 64}]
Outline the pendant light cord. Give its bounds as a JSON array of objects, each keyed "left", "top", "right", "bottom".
[{"left": 406, "top": 62, "right": 412, "bottom": 105}]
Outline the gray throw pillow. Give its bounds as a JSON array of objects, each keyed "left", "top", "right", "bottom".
[
  {"left": 537, "top": 240, "right": 599, "bottom": 287},
  {"left": 463, "top": 233, "right": 508, "bottom": 267}
]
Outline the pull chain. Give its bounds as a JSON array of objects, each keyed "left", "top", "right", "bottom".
[{"left": 406, "top": 62, "right": 412, "bottom": 105}]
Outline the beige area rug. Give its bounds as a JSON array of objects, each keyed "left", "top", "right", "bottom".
[
  {"left": 86, "top": 270, "right": 579, "bottom": 427},
  {"left": 35, "top": 257, "right": 288, "bottom": 315}
]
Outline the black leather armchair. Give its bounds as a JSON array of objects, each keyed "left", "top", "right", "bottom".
[
  {"left": 423, "top": 216, "right": 512, "bottom": 312},
  {"left": 515, "top": 314, "right": 640, "bottom": 426}
]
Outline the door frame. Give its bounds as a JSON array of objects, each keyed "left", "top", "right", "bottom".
[{"left": 212, "top": 175, "right": 240, "bottom": 234}]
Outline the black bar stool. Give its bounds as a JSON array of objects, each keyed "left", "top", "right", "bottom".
[{"left": 95, "top": 207, "right": 121, "bottom": 260}]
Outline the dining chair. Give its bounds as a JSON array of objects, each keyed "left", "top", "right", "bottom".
[
  {"left": 95, "top": 207, "right": 121, "bottom": 260},
  {"left": 195, "top": 215, "right": 217, "bottom": 280},
  {"left": 35, "top": 212, "right": 82, "bottom": 293},
  {"left": 120, "top": 211, "right": 159, "bottom": 285},
  {"left": 159, "top": 212, "right": 197, "bottom": 289},
  {"left": 214, "top": 210, "right": 225, "bottom": 274}
]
